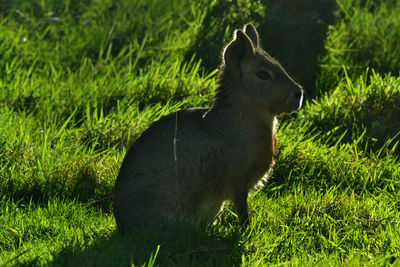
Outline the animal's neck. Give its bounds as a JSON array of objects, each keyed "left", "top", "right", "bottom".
[{"left": 206, "top": 104, "right": 276, "bottom": 143}]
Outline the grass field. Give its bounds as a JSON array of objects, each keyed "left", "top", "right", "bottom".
[{"left": 1, "top": 0, "right": 400, "bottom": 266}]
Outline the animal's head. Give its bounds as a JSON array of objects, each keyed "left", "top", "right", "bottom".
[{"left": 218, "top": 24, "right": 303, "bottom": 116}]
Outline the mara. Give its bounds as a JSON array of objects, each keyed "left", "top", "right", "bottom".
[{"left": 113, "top": 23, "right": 303, "bottom": 233}]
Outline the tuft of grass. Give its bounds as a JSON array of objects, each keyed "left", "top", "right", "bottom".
[
  {"left": 317, "top": 0, "right": 400, "bottom": 93},
  {"left": 270, "top": 117, "right": 400, "bottom": 196},
  {"left": 301, "top": 70, "right": 400, "bottom": 154},
  {"left": 244, "top": 189, "right": 400, "bottom": 265},
  {"left": 0, "top": 198, "right": 115, "bottom": 266}
]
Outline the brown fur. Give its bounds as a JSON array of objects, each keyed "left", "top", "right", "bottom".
[{"left": 113, "top": 24, "right": 303, "bottom": 232}]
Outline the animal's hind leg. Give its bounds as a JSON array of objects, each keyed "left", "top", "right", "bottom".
[
  {"left": 233, "top": 187, "right": 250, "bottom": 227},
  {"left": 117, "top": 203, "right": 165, "bottom": 234}
]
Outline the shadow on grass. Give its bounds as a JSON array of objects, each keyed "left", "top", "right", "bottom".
[
  {"left": 52, "top": 223, "right": 245, "bottom": 266},
  {"left": 187, "top": 0, "right": 337, "bottom": 97}
]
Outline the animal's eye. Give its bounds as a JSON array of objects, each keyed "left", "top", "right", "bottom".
[{"left": 255, "top": 70, "right": 272, "bottom": 80}]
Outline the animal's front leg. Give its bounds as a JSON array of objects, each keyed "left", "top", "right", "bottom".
[{"left": 233, "top": 187, "right": 250, "bottom": 227}]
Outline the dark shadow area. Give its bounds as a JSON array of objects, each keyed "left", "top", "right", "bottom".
[
  {"left": 259, "top": 0, "right": 336, "bottom": 97},
  {"left": 186, "top": 0, "right": 337, "bottom": 97},
  {"left": 184, "top": 1, "right": 265, "bottom": 75},
  {"left": 52, "top": 223, "right": 245, "bottom": 266}
]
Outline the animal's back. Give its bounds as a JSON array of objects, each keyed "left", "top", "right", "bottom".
[{"left": 114, "top": 108, "right": 227, "bottom": 231}]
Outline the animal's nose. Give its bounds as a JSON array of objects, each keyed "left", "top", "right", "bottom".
[{"left": 294, "top": 89, "right": 303, "bottom": 100}]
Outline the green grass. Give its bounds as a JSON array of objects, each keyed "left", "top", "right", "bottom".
[
  {"left": 302, "top": 70, "right": 400, "bottom": 154},
  {"left": 1, "top": 0, "right": 400, "bottom": 266},
  {"left": 317, "top": 0, "right": 400, "bottom": 93}
]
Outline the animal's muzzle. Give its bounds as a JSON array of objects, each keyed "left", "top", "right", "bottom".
[
  {"left": 294, "top": 88, "right": 303, "bottom": 110},
  {"left": 287, "top": 87, "right": 303, "bottom": 112}
]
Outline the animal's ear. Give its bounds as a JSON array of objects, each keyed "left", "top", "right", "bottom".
[
  {"left": 223, "top": 30, "right": 255, "bottom": 74},
  {"left": 244, "top": 23, "right": 260, "bottom": 48}
]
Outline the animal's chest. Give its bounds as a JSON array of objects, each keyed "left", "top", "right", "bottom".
[
  {"left": 227, "top": 130, "right": 275, "bottom": 182},
  {"left": 248, "top": 138, "right": 274, "bottom": 178}
]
